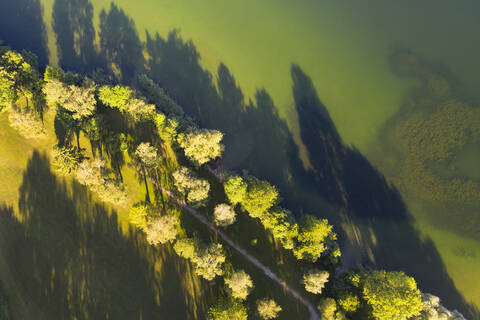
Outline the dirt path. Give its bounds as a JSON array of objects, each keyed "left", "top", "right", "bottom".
[{"left": 151, "top": 178, "right": 321, "bottom": 320}]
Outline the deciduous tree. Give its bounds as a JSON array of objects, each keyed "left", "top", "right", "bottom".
[
  {"left": 207, "top": 298, "right": 247, "bottom": 320},
  {"left": 303, "top": 269, "right": 329, "bottom": 295},
  {"left": 223, "top": 175, "right": 247, "bottom": 206},
  {"left": 257, "top": 299, "right": 282, "bottom": 320},
  {"left": 144, "top": 215, "right": 179, "bottom": 245},
  {"left": 172, "top": 166, "right": 210, "bottom": 207},
  {"left": 213, "top": 203, "right": 236, "bottom": 227},
  {"left": 192, "top": 243, "right": 225, "bottom": 280},
  {"left": 225, "top": 270, "right": 253, "bottom": 300},
  {"left": 177, "top": 128, "right": 224, "bottom": 165},
  {"left": 362, "top": 270, "right": 423, "bottom": 320},
  {"left": 293, "top": 215, "right": 334, "bottom": 262}
]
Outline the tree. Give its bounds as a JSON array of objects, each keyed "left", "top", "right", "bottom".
[
  {"left": 98, "top": 84, "right": 155, "bottom": 122},
  {"left": 172, "top": 166, "right": 210, "bottom": 207},
  {"left": 75, "top": 158, "right": 105, "bottom": 187},
  {"left": 144, "top": 215, "right": 179, "bottom": 245},
  {"left": 337, "top": 293, "right": 360, "bottom": 313},
  {"left": 75, "top": 158, "right": 127, "bottom": 204},
  {"left": 154, "top": 113, "right": 179, "bottom": 144},
  {"left": 0, "top": 50, "right": 42, "bottom": 110},
  {"left": 241, "top": 177, "right": 279, "bottom": 219},
  {"left": 124, "top": 97, "right": 156, "bottom": 122},
  {"left": 223, "top": 175, "right": 247, "bottom": 206},
  {"left": 7, "top": 107, "right": 44, "bottom": 139},
  {"left": 213, "top": 203, "right": 236, "bottom": 227},
  {"left": 192, "top": 243, "right": 225, "bottom": 280},
  {"left": 98, "top": 85, "right": 135, "bottom": 111},
  {"left": 51, "top": 145, "right": 82, "bottom": 175},
  {"left": 177, "top": 128, "right": 224, "bottom": 165},
  {"left": 293, "top": 215, "right": 335, "bottom": 262},
  {"left": 128, "top": 203, "right": 149, "bottom": 230},
  {"left": 257, "top": 298, "right": 282, "bottom": 320},
  {"left": 135, "top": 142, "right": 159, "bottom": 168},
  {"left": 43, "top": 80, "right": 68, "bottom": 107},
  {"left": 62, "top": 81, "right": 97, "bottom": 120},
  {"left": 303, "top": 269, "right": 329, "bottom": 294},
  {"left": 137, "top": 74, "right": 184, "bottom": 116},
  {"left": 225, "top": 270, "right": 254, "bottom": 300},
  {"left": 362, "top": 270, "right": 423, "bottom": 320},
  {"left": 318, "top": 298, "right": 345, "bottom": 320},
  {"left": 174, "top": 237, "right": 197, "bottom": 260},
  {"left": 260, "top": 208, "right": 298, "bottom": 250},
  {"left": 207, "top": 298, "right": 247, "bottom": 320},
  {"left": 414, "top": 293, "right": 466, "bottom": 320},
  {"left": 95, "top": 179, "right": 127, "bottom": 204}
]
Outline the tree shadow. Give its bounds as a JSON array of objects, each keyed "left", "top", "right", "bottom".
[
  {"left": 291, "top": 64, "right": 480, "bottom": 318},
  {"left": 0, "top": 0, "right": 49, "bottom": 66},
  {"left": 0, "top": 151, "right": 213, "bottom": 319},
  {"left": 52, "top": 0, "right": 102, "bottom": 73},
  {"left": 99, "top": 3, "right": 145, "bottom": 82}
]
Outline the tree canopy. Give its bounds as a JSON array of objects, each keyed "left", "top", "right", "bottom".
[
  {"left": 213, "top": 203, "right": 236, "bottom": 227},
  {"left": 172, "top": 166, "right": 210, "bottom": 207},
  {"left": 177, "top": 128, "right": 224, "bottom": 165},
  {"left": 257, "top": 298, "right": 282, "bottom": 320},
  {"left": 207, "top": 298, "right": 247, "bottom": 320},
  {"left": 362, "top": 270, "right": 423, "bottom": 320},
  {"left": 303, "top": 269, "right": 330, "bottom": 295},
  {"left": 225, "top": 270, "right": 254, "bottom": 300}
]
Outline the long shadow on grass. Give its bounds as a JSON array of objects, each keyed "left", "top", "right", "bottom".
[
  {"left": 291, "top": 64, "right": 480, "bottom": 319},
  {"left": 0, "top": 0, "right": 48, "bottom": 66},
  {"left": 0, "top": 151, "right": 212, "bottom": 320},
  {"left": 53, "top": 0, "right": 103, "bottom": 73}
]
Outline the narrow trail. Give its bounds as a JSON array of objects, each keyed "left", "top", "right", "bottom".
[{"left": 149, "top": 177, "right": 321, "bottom": 320}]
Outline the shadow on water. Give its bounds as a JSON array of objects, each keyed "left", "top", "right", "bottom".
[
  {"left": 0, "top": 151, "right": 212, "bottom": 319},
  {"left": 291, "top": 64, "right": 480, "bottom": 318},
  {"left": 11, "top": 0, "right": 478, "bottom": 317},
  {"left": 0, "top": 0, "right": 48, "bottom": 66}
]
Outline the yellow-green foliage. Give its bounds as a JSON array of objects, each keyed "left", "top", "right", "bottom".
[
  {"left": 172, "top": 166, "right": 210, "bottom": 207},
  {"left": 177, "top": 128, "right": 224, "bottom": 165},
  {"left": 317, "top": 298, "right": 344, "bottom": 320},
  {"left": 223, "top": 175, "right": 247, "bottom": 206},
  {"left": 154, "top": 113, "right": 179, "bottom": 144},
  {"left": 0, "top": 49, "right": 42, "bottom": 109},
  {"left": 7, "top": 106, "right": 45, "bottom": 139},
  {"left": 191, "top": 243, "right": 225, "bottom": 280},
  {"left": 135, "top": 142, "right": 159, "bottom": 168},
  {"left": 173, "top": 237, "right": 196, "bottom": 260},
  {"left": 128, "top": 203, "right": 149, "bottom": 230},
  {"left": 260, "top": 208, "right": 298, "bottom": 250},
  {"left": 362, "top": 270, "right": 423, "bottom": 320},
  {"left": 144, "top": 215, "right": 179, "bottom": 245},
  {"left": 62, "top": 82, "right": 97, "bottom": 120},
  {"left": 302, "top": 269, "right": 329, "bottom": 295},
  {"left": 207, "top": 298, "right": 247, "bottom": 320},
  {"left": 337, "top": 293, "right": 360, "bottom": 313},
  {"left": 257, "top": 298, "right": 282, "bottom": 320},
  {"left": 293, "top": 215, "right": 334, "bottom": 262},
  {"left": 224, "top": 270, "right": 254, "bottom": 300},
  {"left": 241, "top": 177, "right": 279, "bottom": 219},
  {"left": 98, "top": 85, "right": 135, "bottom": 111},
  {"left": 51, "top": 145, "right": 82, "bottom": 175}
]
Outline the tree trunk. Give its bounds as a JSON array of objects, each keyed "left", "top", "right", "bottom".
[{"left": 142, "top": 166, "right": 150, "bottom": 203}]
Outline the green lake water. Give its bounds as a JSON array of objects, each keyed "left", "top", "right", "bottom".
[{"left": 30, "top": 0, "right": 480, "bottom": 317}]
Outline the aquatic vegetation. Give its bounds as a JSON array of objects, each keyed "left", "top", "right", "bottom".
[{"left": 386, "top": 51, "right": 480, "bottom": 204}]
